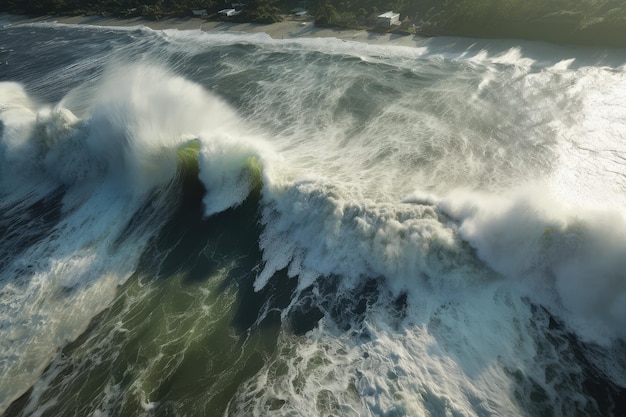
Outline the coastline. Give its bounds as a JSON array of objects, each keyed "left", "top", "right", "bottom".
[{"left": 0, "top": 12, "right": 428, "bottom": 48}]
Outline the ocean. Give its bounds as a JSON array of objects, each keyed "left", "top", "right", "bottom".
[{"left": 1, "top": 20, "right": 625, "bottom": 417}]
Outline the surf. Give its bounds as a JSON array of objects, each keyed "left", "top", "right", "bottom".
[
  {"left": 1, "top": 22, "right": 625, "bottom": 417},
  {"left": 0, "top": 62, "right": 278, "bottom": 412}
]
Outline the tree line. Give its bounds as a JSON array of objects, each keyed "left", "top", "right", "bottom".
[
  {"left": 435, "top": 0, "right": 626, "bottom": 47},
  {"left": 0, "top": 0, "right": 282, "bottom": 22},
  {"left": 2, "top": 0, "right": 626, "bottom": 47}
]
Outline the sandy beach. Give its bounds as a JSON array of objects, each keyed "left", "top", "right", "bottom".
[{"left": 0, "top": 12, "right": 429, "bottom": 48}]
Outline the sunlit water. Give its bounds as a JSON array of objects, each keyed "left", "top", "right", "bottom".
[{"left": 1, "top": 21, "right": 626, "bottom": 417}]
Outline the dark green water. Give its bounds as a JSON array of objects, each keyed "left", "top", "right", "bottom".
[{"left": 1, "top": 22, "right": 626, "bottom": 417}]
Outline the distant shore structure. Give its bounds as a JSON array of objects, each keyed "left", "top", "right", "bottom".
[
  {"left": 377, "top": 11, "right": 400, "bottom": 27},
  {"left": 218, "top": 8, "right": 241, "bottom": 17}
]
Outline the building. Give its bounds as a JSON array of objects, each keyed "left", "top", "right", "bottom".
[
  {"left": 377, "top": 11, "right": 400, "bottom": 27},
  {"left": 218, "top": 8, "right": 241, "bottom": 17},
  {"left": 293, "top": 8, "right": 308, "bottom": 17},
  {"left": 191, "top": 9, "right": 207, "bottom": 16}
]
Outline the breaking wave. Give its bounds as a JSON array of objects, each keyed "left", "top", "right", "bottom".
[{"left": 1, "top": 22, "right": 625, "bottom": 417}]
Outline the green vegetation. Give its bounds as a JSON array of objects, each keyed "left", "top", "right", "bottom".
[
  {"left": 435, "top": 0, "right": 626, "bottom": 47},
  {"left": 0, "top": 0, "right": 283, "bottom": 22},
  {"left": 2, "top": 0, "right": 626, "bottom": 47}
]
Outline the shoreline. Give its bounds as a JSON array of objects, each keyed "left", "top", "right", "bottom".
[
  {"left": 3, "top": 10, "right": 626, "bottom": 51},
  {"left": 0, "top": 12, "right": 429, "bottom": 48}
]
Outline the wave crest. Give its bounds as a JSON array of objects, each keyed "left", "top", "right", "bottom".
[
  {"left": 1, "top": 67, "right": 276, "bottom": 215},
  {"left": 441, "top": 186, "right": 626, "bottom": 344}
]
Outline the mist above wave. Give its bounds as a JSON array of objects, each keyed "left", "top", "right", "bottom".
[{"left": 1, "top": 25, "right": 626, "bottom": 416}]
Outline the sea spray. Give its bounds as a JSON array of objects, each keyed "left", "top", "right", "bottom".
[
  {"left": 0, "top": 183, "right": 151, "bottom": 412},
  {"left": 86, "top": 65, "right": 240, "bottom": 193},
  {"left": 1, "top": 23, "right": 626, "bottom": 417},
  {"left": 0, "top": 82, "right": 40, "bottom": 190},
  {"left": 255, "top": 179, "right": 485, "bottom": 294},
  {"left": 0, "top": 62, "right": 277, "bottom": 413},
  {"left": 440, "top": 186, "right": 626, "bottom": 344}
]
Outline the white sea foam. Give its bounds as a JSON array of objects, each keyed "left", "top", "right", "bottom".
[
  {"left": 0, "top": 65, "right": 272, "bottom": 412},
  {"left": 252, "top": 170, "right": 626, "bottom": 415},
  {"left": 0, "top": 182, "right": 152, "bottom": 412},
  {"left": 3, "top": 23, "right": 626, "bottom": 417},
  {"left": 226, "top": 34, "right": 626, "bottom": 416},
  {"left": 440, "top": 187, "right": 626, "bottom": 343},
  {"left": 198, "top": 132, "right": 275, "bottom": 215},
  {"left": 87, "top": 65, "right": 222, "bottom": 191},
  {"left": 232, "top": 273, "right": 601, "bottom": 416},
  {"left": 0, "top": 82, "right": 40, "bottom": 188},
  {"left": 549, "top": 67, "right": 626, "bottom": 211}
]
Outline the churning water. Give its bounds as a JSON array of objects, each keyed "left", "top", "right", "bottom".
[{"left": 1, "top": 21, "right": 625, "bottom": 417}]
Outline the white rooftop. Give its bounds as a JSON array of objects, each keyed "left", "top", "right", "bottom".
[{"left": 378, "top": 11, "right": 399, "bottom": 18}]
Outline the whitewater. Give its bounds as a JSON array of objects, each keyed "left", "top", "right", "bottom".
[{"left": 1, "top": 20, "right": 625, "bottom": 417}]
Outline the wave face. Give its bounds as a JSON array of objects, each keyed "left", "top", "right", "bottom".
[{"left": 1, "top": 22, "right": 626, "bottom": 417}]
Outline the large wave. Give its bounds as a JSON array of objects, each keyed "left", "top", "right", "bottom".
[
  {"left": 1, "top": 24, "right": 625, "bottom": 416},
  {"left": 0, "top": 65, "right": 275, "bottom": 412}
]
